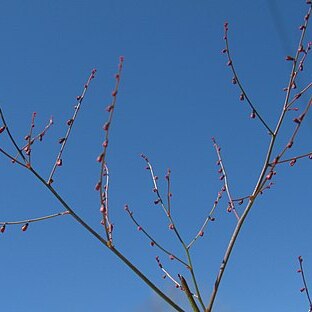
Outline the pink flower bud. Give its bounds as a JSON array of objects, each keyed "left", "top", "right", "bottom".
[
  {"left": 56, "top": 159, "right": 62, "bottom": 166},
  {"left": 290, "top": 159, "right": 296, "bottom": 166},
  {"left": 169, "top": 223, "right": 174, "bottom": 230},
  {"left": 0, "top": 126, "right": 5, "bottom": 133},
  {"left": 106, "top": 105, "right": 114, "bottom": 112},
  {"left": 137, "top": 226, "right": 142, "bottom": 231},
  {"left": 240, "top": 93, "right": 245, "bottom": 101},
  {"left": 67, "top": 119, "right": 73, "bottom": 126},
  {"left": 150, "top": 241, "right": 155, "bottom": 246},
  {"left": 56, "top": 158, "right": 63, "bottom": 167},
  {"left": 169, "top": 255, "right": 174, "bottom": 260},
  {"left": 103, "top": 122, "right": 110, "bottom": 131},
  {"left": 108, "top": 224, "right": 114, "bottom": 233},
  {"left": 58, "top": 137, "right": 66, "bottom": 144},
  {"left": 199, "top": 231, "right": 204, "bottom": 237},
  {"left": 287, "top": 141, "right": 293, "bottom": 148},
  {"left": 0, "top": 224, "right": 6, "bottom": 233},
  {"left": 95, "top": 182, "right": 101, "bottom": 191},
  {"left": 285, "top": 56, "right": 295, "bottom": 61},
  {"left": 112, "top": 90, "right": 118, "bottom": 97},
  {"left": 22, "top": 223, "right": 29, "bottom": 232},
  {"left": 266, "top": 171, "right": 273, "bottom": 180},
  {"left": 97, "top": 153, "right": 104, "bottom": 163}
]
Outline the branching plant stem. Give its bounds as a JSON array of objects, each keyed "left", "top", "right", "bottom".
[{"left": 206, "top": 5, "right": 311, "bottom": 311}]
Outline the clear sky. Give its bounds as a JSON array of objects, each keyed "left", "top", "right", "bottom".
[{"left": 0, "top": 1, "right": 311, "bottom": 311}]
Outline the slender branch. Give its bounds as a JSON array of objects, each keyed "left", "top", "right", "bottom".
[
  {"left": 0, "top": 211, "right": 69, "bottom": 226},
  {"left": 97, "top": 56, "right": 124, "bottom": 244},
  {"left": 48, "top": 68, "right": 97, "bottom": 184},
  {"left": 212, "top": 138, "right": 239, "bottom": 220},
  {"left": 0, "top": 108, "right": 27, "bottom": 162},
  {"left": 187, "top": 187, "right": 221, "bottom": 249},
  {"left": 272, "top": 151, "right": 312, "bottom": 165},
  {"left": 298, "top": 256, "right": 312, "bottom": 311},
  {"left": 223, "top": 23, "right": 273, "bottom": 135},
  {"left": 25, "top": 112, "right": 37, "bottom": 164},
  {"left": 286, "top": 81, "right": 312, "bottom": 109},
  {"left": 14, "top": 115, "right": 53, "bottom": 162},
  {"left": 124, "top": 205, "right": 189, "bottom": 267},
  {"left": 0, "top": 148, "right": 28, "bottom": 167},
  {"left": 141, "top": 154, "right": 206, "bottom": 310}
]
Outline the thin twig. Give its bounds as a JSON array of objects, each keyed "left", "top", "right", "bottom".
[
  {"left": 141, "top": 154, "right": 206, "bottom": 310},
  {"left": 25, "top": 112, "right": 37, "bottom": 164},
  {"left": 0, "top": 108, "right": 27, "bottom": 162},
  {"left": 124, "top": 205, "right": 189, "bottom": 267},
  {"left": 272, "top": 151, "right": 312, "bottom": 165},
  {"left": 14, "top": 115, "right": 53, "bottom": 162},
  {"left": 0, "top": 148, "right": 28, "bottom": 167},
  {"left": 97, "top": 56, "right": 124, "bottom": 244},
  {"left": 48, "top": 68, "right": 97, "bottom": 184},
  {"left": 212, "top": 138, "right": 239, "bottom": 220},
  {"left": 298, "top": 256, "right": 312, "bottom": 311},
  {"left": 187, "top": 187, "right": 222, "bottom": 249},
  {"left": 223, "top": 23, "right": 273, "bottom": 135},
  {"left": 0, "top": 211, "right": 69, "bottom": 226}
]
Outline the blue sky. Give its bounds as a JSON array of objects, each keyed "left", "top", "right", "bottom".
[{"left": 0, "top": 1, "right": 311, "bottom": 311}]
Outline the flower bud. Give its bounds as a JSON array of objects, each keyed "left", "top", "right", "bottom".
[{"left": 22, "top": 223, "right": 29, "bottom": 232}]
